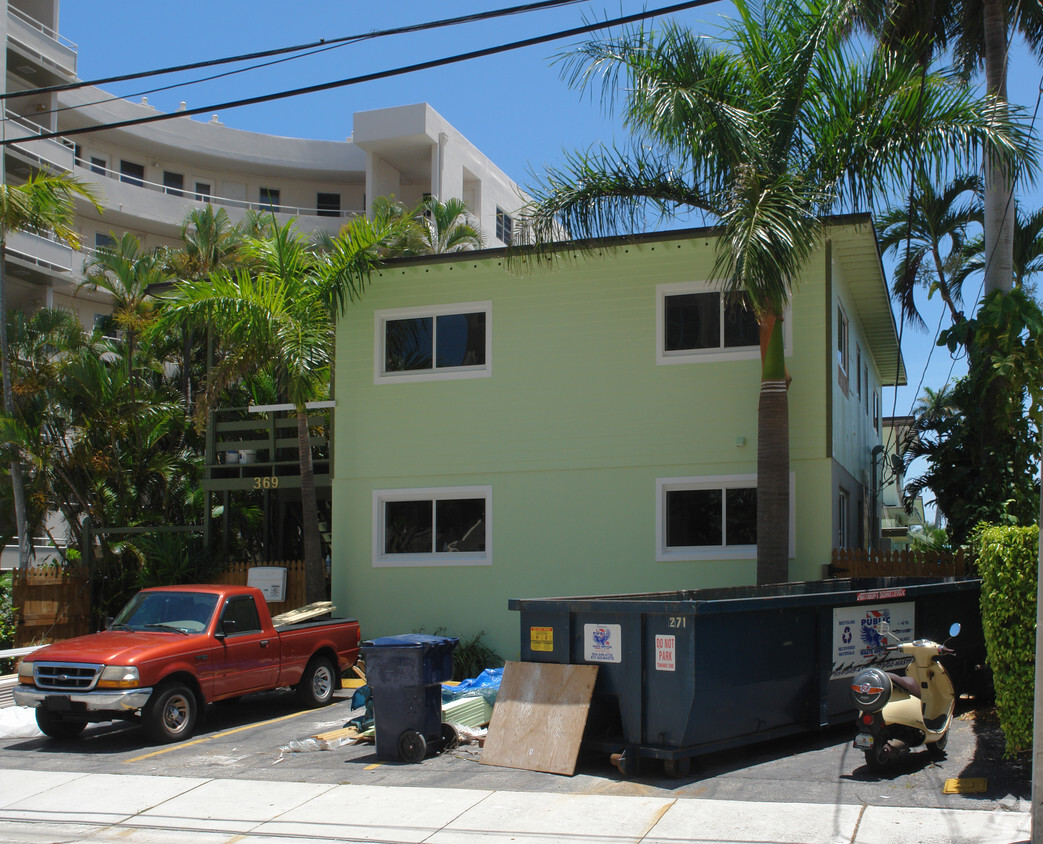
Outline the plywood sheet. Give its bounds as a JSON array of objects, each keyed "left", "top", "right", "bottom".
[{"left": 481, "top": 661, "right": 598, "bottom": 776}]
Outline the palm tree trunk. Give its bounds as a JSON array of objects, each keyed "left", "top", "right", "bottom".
[
  {"left": 982, "top": 0, "right": 1013, "bottom": 297},
  {"left": 296, "top": 408, "right": 326, "bottom": 604},
  {"left": 756, "top": 314, "right": 789, "bottom": 585},
  {"left": 0, "top": 241, "right": 30, "bottom": 570}
]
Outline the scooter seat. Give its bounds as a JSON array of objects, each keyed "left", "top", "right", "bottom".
[{"left": 887, "top": 672, "right": 922, "bottom": 699}]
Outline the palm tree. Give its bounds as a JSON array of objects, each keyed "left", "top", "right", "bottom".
[
  {"left": 156, "top": 215, "right": 405, "bottom": 603},
  {"left": 418, "top": 196, "right": 484, "bottom": 253},
  {"left": 875, "top": 174, "right": 981, "bottom": 330},
  {"left": 855, "top": 0, "right": 1043, "bottom": 296},
  {"left": 953, "top": 203, "right": 1043, "bottom": 293},
  {"left": 524, "top": 0, "right": 1033, "bottom": 583},
  {"left": 0, "top": 172, "right": 99, "bottom": 569},
  {"left": 164, "top": 206, "right": 247, "bottom": 413}
]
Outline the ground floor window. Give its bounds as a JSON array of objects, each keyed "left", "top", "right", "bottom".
[
  {"left": 657, "top": 474, "right": 794, "bottom": 561},
  {"left": 373, "top": 486, "right": 491, "bottom": 567}
]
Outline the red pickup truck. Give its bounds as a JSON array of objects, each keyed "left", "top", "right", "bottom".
[{"left": 14, "top": 584, "right": 360, "bottom": 743}]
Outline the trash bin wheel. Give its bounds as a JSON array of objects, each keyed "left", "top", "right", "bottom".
[
  {"left": 664, "top": 757, "right": 691, "bottom": 778},
  {"left": 398, "top": 729, "right": 428, "bottom": 763},
  {"left": 439, "top": 722, "right": 459, "bottom": 752}
]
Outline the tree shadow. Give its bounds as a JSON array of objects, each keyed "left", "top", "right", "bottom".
[{"left": 953, "top": 702, "right": 1030, "bottom": 803}]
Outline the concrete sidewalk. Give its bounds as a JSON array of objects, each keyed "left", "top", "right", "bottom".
[{"left": 0, "top": 767, "right": 1030, "bottom": 844}]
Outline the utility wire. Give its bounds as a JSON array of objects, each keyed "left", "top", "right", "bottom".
[
  {"left": 0, "top": 0, "right": 717, "bottom": 147},
  {"left": 1, "top": 0, "right": 593, "bottom": 100}
]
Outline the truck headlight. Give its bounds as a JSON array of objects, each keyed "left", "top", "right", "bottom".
[
  {"left": 17, "top": 662, "right": 34, "bottom": 684},
  {"left": 97, "top": 665, "right": 140, "bottom": 689}
]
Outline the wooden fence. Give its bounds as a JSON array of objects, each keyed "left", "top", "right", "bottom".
[
  {"left": 10, "top": 567, "right": 91, "bottom": 647},
  {"left": 7, "top": 560, "right": 311, "bottom": 647},
  {"left": 829, "top": 547, "right": 970, "bottom": 579},
  {"left": 208, "top": 560, "right": 310, "bottom": 617}
]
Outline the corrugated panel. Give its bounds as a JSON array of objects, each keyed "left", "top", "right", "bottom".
[{"left": 0, "top": 676, "right": 17, "bottom": 709}]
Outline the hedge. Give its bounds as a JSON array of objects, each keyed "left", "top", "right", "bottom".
[{"left": 975, "top": 524, "right": 1039, "bottom": 755}]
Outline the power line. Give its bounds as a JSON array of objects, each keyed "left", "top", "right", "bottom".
[
  {"left": 1, "top": 0, "right": 593, "bottom": 100},
  {"left": 0, "top": 0, "right": 718, "bottom": 147}
]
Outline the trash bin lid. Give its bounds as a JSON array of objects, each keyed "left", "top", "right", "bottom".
[{"left": 362, "top": 634, "right": 459, "bottom": 648}]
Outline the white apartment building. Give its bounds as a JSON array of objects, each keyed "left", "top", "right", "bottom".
[
  {"left": 0, "top": 0, "right": 529, "bottom": 569},
  {"left": 0, "top": 0, "right": 528, "bottom": 330}
]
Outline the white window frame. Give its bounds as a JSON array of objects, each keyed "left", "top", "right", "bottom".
[
  {"left": 374, "top": 301, "right": 492, "bottom": 384},
  {"left": 372, "top": 486, "right": 492, "bottom": 568},
  {"left": 837, "top": 303, "right": 850, "bottom": 374},
  {"left": 656, "top": 282, "right": 791, "bottom": 365},
  {"left": 656, "top": 473, "right": 796, "bottom": 561}
]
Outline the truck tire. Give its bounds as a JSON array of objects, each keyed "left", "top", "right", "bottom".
[
  {"left": 145, "top": 682, "right": 198, "bottom": 743},
  {"left": 36, "top": 709, "right": 87, "bottom": 740},
  {"left": 296, "top": 656, "right": 336, "bottom": 708}
]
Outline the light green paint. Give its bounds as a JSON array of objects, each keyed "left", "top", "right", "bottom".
[{"left": 332, "top": 226, "right": 894, "bottom": 659}]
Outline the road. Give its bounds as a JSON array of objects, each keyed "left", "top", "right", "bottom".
[{"left": 0, "top": 688, "right": 1028, "bottom": 814}]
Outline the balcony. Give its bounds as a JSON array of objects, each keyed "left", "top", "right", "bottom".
[
  {"left": 6, "top": 229, "right": 74, "bottom": 276},
  {"left": 75, "top": 158, "right": 363, "bottom": 234},
  {"left": 4, "top": 110, "right": 75, "bottom": 173},
  {"left": 7, "top": 5, "right": 77, "bottom": 79}
]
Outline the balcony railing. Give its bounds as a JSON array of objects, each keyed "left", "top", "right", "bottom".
[
  {"left": 75, "top": 157, "right": 362, "bottom": 221},
  {"left": 7, "top": 6, "right": 77, "bottom": 77},
  {"left": 3, "top": 109, "right": 76, "bottom": 171},
  {"left": 8, "top": 5, "right": 77, "bottom": 52}
]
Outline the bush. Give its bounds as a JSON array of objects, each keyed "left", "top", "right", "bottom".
[
  {"left": 975, "top": 523, "right": 1039, "bottom": 755},
  {"left": 0, "top": 572, "right": 16, "bottom": 674}
]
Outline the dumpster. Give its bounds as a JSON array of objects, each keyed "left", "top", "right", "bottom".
[
  {"left": 508, "top": 577, "right": 985, "bottom": 776},
  {"left": 360, "top": 634, "right": 458, "bottom": 763}
]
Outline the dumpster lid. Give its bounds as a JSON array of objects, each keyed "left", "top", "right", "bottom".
[{"left": 362, "top": 634, "right": 459, "bottom": 648}]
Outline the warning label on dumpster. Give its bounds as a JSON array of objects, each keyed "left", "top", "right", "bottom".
[
  {"left": 530, "top": 627, "right": 554, "bottom": 652},
  {"left": 584, "top": 623, "right": 622, "bottom": 663},
  {"left": 655, "top": 634, "right": 676, "bottom": 671},
  {"left": 830, "top": 602, "right": 914, "bottom": 679}
]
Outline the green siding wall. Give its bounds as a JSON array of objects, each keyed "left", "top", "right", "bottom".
[{"left": 332, "top": 233, "right": 856, "bottom": 659}]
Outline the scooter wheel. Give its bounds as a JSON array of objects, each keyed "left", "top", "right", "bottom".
[
  {"left": 928, "top": 730, "right": 949, "bottom": 757},
  {"left": 864, "top": 736, "right": 891, "bottom": 773}
]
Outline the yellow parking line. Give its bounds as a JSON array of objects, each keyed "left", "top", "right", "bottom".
[{"left": 124, "top": 710, "right": 310, "bottom": 764}]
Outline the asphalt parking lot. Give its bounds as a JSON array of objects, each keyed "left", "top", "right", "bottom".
[{"left": 0, "top": 689, "right": 1029, "bottom": 816}]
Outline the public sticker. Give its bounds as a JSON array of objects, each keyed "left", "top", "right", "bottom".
[
  {"left": 584, "top": 623, "right": 622, "bottom": 663},
  {"left": 530, "top": 626, "right": 554, "bottom": 652},
  {"left": 655, "top": 634, "right": 676, "bottom": 671}
]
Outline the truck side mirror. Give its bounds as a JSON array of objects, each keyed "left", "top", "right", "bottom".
[{"left": 221, "top": 619, "right": 238, "bottom": 636}]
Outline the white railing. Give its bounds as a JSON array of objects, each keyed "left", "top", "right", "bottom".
[
  {"left": 3, "top": 110, "right": 77, "bottom": 172},
  {"left": 8, "top": 5, "right": 77, "bottom": 53},
  {"left": 74, "top": 158, "right": 362, "bottom": 221}
]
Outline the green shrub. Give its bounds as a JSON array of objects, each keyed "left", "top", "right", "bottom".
[
  {"left": 975, "top": 523, "right": 1039, "bottom": 755},
  {"left": 0, "top": 572, "right": 16, "bottom": 674}
]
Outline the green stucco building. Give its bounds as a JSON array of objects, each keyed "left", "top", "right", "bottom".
[{"left": 331, "top": 216, "right": 904, "bottom": 658}]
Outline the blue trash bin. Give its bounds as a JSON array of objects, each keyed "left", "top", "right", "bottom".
[{"left": 360, "top": 634, "right": 458, "bottom": 763}]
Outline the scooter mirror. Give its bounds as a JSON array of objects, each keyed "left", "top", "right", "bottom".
[
  {"left": 880, "top": 621, "right": 890, "bottom": 635},
  {"left": 949, "top": 622, "right": 961, "bottom": 638}
]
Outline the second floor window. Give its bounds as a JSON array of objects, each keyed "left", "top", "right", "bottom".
[
  {"left": 495, "top": 208, "right": 513, "bottom": 245},
  {"left": 163, "top": 171, "right": 184, "bottom": 197},
  {"left": 376, "top": 302, "right": 491, "bottom": 383}
]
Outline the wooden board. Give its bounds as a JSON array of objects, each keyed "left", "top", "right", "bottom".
[
  {"left": 271, "top": 601, "right": 335, "bottom": 626},
  {"left": 480, "top": 661, "right": 598, "bottom": 776}
]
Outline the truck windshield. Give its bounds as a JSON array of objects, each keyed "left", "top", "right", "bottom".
[{"left": 111, "top": 591, "right": 219, "bottom": 634}]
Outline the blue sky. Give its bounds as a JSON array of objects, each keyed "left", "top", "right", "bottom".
[{"left": 58, "top": 1, "right": 1043, "bottom": 514}]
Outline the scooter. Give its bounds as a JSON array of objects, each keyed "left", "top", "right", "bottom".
[{"left": 849, "top": 621, "right": 960, "bottom": 772}]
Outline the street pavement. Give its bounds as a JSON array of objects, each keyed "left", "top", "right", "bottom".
[{"left": 0, "top": 690, "right": 1031, "bottom": 843}]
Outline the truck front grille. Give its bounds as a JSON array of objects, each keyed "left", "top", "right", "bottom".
[{"left": 33, "top": 662, "right": 103, "bottom": 691}]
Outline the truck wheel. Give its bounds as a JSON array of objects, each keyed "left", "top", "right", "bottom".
[
  {"left": 36, "top": 709, "right": 86, "bottom": 740},
  {"left": 145, "top": 683, "right": 198, "bottom": 743},
  {"left": 296, "top": 656, "right": 336, "bottom": 708}
]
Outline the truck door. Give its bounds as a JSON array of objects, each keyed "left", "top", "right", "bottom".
[{"left": 212, "top": 595, "right": 279, "bottom": 697}]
